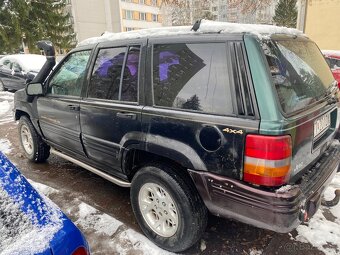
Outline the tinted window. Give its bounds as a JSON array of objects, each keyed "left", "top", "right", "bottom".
[
  {"left": 88, "top": 47, "right": 126, "bottom": 100},
  {"left": 262, "top": 40, "right": 334, "bottom": 114},
  {"left": 121, "top": 46, "right": 140, "bottom": 102},
  {"left": 325, "top": 57, "right": 340, "bottom": 70},
  {"left": 48, "top": 50, "right": 91, "bottom": 96},
  {"left": 153, "top": 43, "right": 233, "bottom": 115}
]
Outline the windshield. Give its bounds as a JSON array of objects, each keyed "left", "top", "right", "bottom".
[{"left": 261, "top": 39, "right": 334, "bottom": 114}]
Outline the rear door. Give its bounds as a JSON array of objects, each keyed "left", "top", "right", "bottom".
[
  {"left": 142, "top": 35, "right": 259, "bottom": 179},
  {"left": 79, "top": 39, "right": 146, "bottom": 174},
  {"left": 37, "top": 49, "right": 92, "bottom": 156}
]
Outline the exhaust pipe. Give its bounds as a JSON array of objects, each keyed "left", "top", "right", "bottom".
[{"left": 31, "top": 40, "right": 56, "bottom": 84}]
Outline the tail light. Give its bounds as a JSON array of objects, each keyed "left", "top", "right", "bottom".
[
  {"left": 243, "top": 134, "right": 292, "bottom": 187},
  {"left": 72, "top": 247, "right": 89, "bottom": 255}
]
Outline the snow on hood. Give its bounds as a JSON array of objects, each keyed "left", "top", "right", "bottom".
[
  {"left": 78, "top": 19, "right": 304, "bottom": 47},
  {"left": 0, "top": 152, "right": 63, "bottom": 255}
]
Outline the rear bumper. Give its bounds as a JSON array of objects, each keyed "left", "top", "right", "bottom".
[{"left": 189, "top": 142, "right": 340, "bottom": 233}]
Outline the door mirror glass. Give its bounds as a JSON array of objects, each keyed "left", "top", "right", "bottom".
[{"left": 26, "top": 82, "right": 43, "bottom": 96}]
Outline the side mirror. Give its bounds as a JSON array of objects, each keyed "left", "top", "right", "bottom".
[{"left": 26, "top": 82, "right": 43, "bottom": 96}]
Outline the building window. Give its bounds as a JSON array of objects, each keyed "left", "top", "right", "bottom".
[
  {"left": 125, "top": 10, "right": 133, "bottom": 20},
  {"left": 152, "top": 14, "right": 158, "bottom": 22},
  {"left": 151, "top": 0, "right": 157, "bottom": 6},
  {"left": 126, "top": 27, "right": 134, "bottom": 31},
  {"left": 139, "top": 0, "right": 145, "bottom": 4},
  {"left": 140, "top": 12, "right": 146, "bottom": 20}
]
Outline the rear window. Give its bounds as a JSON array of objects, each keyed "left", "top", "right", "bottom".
[{"left": 262, "top": 39, "right": 334, "bottom": 114}]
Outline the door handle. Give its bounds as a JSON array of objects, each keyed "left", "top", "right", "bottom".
[
  {"left": 67, "top": 105, "right": 80, "bottom": 111},
  {"left": 116, "top": 112, "right": 136, "bottom": 120}
]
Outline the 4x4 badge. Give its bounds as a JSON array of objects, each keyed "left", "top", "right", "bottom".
[{"left": 222, "top": 128, "right": 244, "bottom": 135}]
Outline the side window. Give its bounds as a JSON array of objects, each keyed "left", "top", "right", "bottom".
[
  {"left": 12, "top": 62, "right": 22, "bottom": 72},
  {"left": 152, "top": 43, "right": 233, "bottom": 115},
  {"left": 3, "top": 60, "right": 11, "bottom": 69},
  {"left": 121, "top": 46, "right": 140, "bottom": 102},
  {"left": 88, "top": 45, "right": 140, "bottom": 102},
  {"left": 48, "top": 50, "right": 91, "bottom": 97},
  {"left": 88, "top": 47, "right": 126, "bottom": 100}
]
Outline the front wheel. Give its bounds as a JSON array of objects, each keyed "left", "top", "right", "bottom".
[
  {"left": 18, "top": 116, "right": 50, "bottom": 162},
  {"left": 130, "top": 163, "right": 208, "bottom": 252}
]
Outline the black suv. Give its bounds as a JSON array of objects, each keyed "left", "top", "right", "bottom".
[{"left": 14, "top": 21, "right": 340, "bottom": 252}]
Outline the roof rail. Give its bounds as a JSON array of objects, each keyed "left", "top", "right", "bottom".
[{"left": 191, "top": 19, "right": 202, "bottom": 32}]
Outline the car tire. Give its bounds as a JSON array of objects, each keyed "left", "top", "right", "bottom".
[
  {"left": 130, "top": 163, "right": 208, "bottom": 252},
  {"left": 18, "top": 116, "right": 50, "bottom": 162}
]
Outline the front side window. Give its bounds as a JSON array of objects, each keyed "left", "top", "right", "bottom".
[
  {"left": 262, "top": 40, "right": 334, "bottom": 114},
  {"left": 152, "top": 43, "right": 233, "bottom": 115},
  {"left": 48, "top": 50, "right": 91, "bottom": 96}
]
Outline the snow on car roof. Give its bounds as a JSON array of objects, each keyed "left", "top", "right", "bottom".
[
  {"left": 322, "top": 50, "right": 340, "bottom": 58},
  {"left": 78, "top": 19, "right": 304, "bottom": 47},
  {"left": 1, "top": 54, "right": 46, "bottom": 72}
]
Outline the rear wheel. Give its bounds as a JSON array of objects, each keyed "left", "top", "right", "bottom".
[
  {"left": 18, "top": 116, "right": 50, "bottom": 162},
  {"left": 130, "top": 163, "right": 208, "bottom": 252}
]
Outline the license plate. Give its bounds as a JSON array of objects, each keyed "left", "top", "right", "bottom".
[{"left": 314, "top": 113, "right": 331, "bottom": 138}]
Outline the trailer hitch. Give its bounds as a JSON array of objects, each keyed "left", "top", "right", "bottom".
[{"left": 321, "top": 189, "right": 340, "bottom": 207}]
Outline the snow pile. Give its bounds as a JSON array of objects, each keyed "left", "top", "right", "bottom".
[
  {"left": 75, "top": 202, "right": 122, "bottom": 236},
  {"left": 294, "top": 173, "right": 340, "bottom": 255},
  {"left": 0, "top": 139, "right": 11, "bottom": 154},
  {"left": 78, "top": 19, "right": 303, "bottom": 47}
]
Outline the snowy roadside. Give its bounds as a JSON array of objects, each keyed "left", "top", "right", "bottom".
[
  {"left": 294, "top": 172, "right": 340, "bottom": 255},
  {"left": 30, "top": 180, "right": 174, "bottom": 255}
]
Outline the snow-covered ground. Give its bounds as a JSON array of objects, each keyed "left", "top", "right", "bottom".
[
  {"left": 30, "top": 180, "right": 174, "bottom": 255},
  {"left": 294, "top": 173, "right": 340, "bottom": 255}
]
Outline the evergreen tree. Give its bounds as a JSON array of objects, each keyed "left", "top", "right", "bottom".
[
  {"left": 0, "top": 0, "right": 28, "bottom": 53},
  {"left": 182, "top": 95, "right": 201, "bottom": 111},
  {"left": 0, "top": 0, "right": 76, "bottom": 54},
  {"left": 273, "top": 0, "right": 298, "bottom": 28}
]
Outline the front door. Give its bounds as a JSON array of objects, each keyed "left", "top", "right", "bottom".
[
  {"left": 80, "top": 40, "right": 145, "bottom": 173},
  {"left": 37, "top": 50, "right": 92, "bottom": 156}
]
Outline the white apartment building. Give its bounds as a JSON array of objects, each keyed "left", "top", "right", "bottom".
[{"left": 69, "top": 0, "right": 163, "bottom": 42}]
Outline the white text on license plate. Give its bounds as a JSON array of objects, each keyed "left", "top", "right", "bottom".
[{"left": 314, "top": 113, "right": 330, "bottom": 138}]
